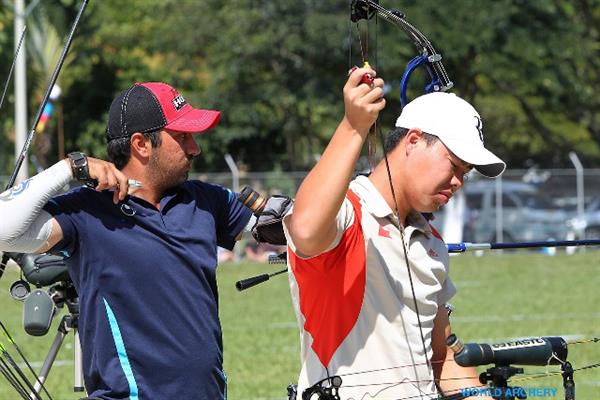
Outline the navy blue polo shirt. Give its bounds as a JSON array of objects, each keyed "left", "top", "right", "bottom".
[{"left": 43, "top": 180, "right": 251, "bottom": 400}]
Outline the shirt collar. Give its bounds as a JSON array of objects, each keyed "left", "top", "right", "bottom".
[
  {"left": 350, "top": 175, "right": 432, "bottom": 236},
  {"left": 121, "top": 184, "right": 185, "bottom": 215}
]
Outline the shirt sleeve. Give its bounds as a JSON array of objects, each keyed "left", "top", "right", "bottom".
[
  {"left": 42, "top": 189, "right": 83, "bottom": 257},
  {"left": 438, "top": 274, "right": 457, "bottom": 305},
  {"left": 215, "top": 186, "right": 252, "bottom": 251},
  {"left": 282, "top": 197, "right": 355, "bottom": 259}
]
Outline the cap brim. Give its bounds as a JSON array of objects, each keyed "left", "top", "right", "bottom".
[
  {"left": 442, "top": 138, "right": 506, "bottom": 178},
  {"left": 474, "top": 162, "right": 506, "bottom": 178},
  {"left": 165, "top": 108, "right": 221, "bottom": 133}
]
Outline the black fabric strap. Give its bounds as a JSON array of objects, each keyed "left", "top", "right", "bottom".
[{"left": 67, "top": 152, "right": 91, "bottom": 182}]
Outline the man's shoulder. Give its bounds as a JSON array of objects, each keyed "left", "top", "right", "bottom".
[
  {"left": 185, "top": 179, "right": 226, "bottom": 193},
  {"left": 50, "top": 185, "right": 101, "bottom": 203},
  {"left": 184, "top": 180, "right": 233, "bottom": 200},
  {"left": 47, "top": 185, "right": 112, "bottom": 213}
]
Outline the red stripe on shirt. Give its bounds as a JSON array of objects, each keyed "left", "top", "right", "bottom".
[
  {"left": 288, "top": 190, "right": 366, "bottom": 368},
  {"left": 430, "top": 225, "right": 444, "bottom": 241}
]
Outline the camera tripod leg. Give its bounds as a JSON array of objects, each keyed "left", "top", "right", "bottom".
[
  {"left": 74, "top": 329, "right": 84, "bottom": 392},
  {"left": 32, "top": 319, "right": 68, "bottom": 396},
  {"left": 32, "top": 313, "right": 84, "bottom": 397}
]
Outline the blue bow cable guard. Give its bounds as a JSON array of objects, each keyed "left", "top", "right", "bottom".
[{"left": 351, "top": 0, "right": 453, "bottom": 107}]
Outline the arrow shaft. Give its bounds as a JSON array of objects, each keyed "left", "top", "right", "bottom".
[{"left": 447, "top": 239, "right": 600, "bottom": 253}]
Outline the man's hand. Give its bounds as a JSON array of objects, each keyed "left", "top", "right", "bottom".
[
  {"left": 285, "top": 67, "right": 386, "bottom": 257},
  {"left": 343, "top": 66, "right": 386, "bottom": 136},
  {"left": 87, "top": 158, "right": 130, "bottom": 204},
  {"left": 432, "top": 305, "right": 494, "bottom": 400}
]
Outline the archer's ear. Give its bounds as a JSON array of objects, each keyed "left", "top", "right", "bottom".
[
  {"left": 404, "top": 128, "right": 424, "bottom": 154},
  {"left": 406, "top": 128, "right": 424, "bottom": 144},
  {"left": 130, "top": 132, "right": 151, "bottom": 158}
]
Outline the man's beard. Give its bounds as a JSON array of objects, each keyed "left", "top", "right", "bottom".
[{"left": 147, "top": 152, "right": 191, "bottom": 191}]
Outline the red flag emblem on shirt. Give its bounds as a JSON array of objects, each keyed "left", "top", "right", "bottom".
[
  {"left": 428, "top": 248, "right": 439, "bottom": 258},
  {"left": 378, "top": 226, "right": 391, "bottom": 238}
]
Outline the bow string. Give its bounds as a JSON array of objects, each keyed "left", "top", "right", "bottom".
[
  {"left": 306, "top": 338, "right": 600, "bottom": 400},
  {"left": 349, "top": 1, "right": 443, "bottom": 399}
]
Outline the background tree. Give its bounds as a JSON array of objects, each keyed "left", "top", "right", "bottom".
[{"left": 1, "top": 0, "right": 599, "bottom": 178}]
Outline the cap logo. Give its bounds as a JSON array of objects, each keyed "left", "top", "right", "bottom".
[
  {"left": 475, "top": 116, "right": 484, "bottom": 143},
  {"left": 172, "top": 95, "right": 187, "bottom": 111}
]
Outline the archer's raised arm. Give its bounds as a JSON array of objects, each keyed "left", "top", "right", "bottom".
[{"left": 287, "top": 67, "right": 385, "bottom": 257}]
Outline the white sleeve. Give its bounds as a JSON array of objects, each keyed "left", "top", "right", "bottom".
[
  {"left": 438, "top": 275, "right": 457, "bottom": 305},
  {"left": 282, "top": 197, "right": 355, "bottom": 259},
  {"left": 0, "top": 160, "right": 72, "bottom": 252}
]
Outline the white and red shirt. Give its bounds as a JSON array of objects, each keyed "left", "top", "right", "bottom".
[{"left": 283, "top": 175, "right": 456, "bottom": 399}]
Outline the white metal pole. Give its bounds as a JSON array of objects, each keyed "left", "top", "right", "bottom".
[
  {"left": 224, "top": 153, "right": 241, "bottom": 260},
  {"left": 14, "top": 0, "right": 28, "bottom": 182},
  {"left": 568, "top": 152, "right": 585, "bottom": 238},
  {"left": 495, "top": 175, "right": 503, "bottom": 243},
  {"left": 224, "top": 153, "right": 239, "bottom": 193}
]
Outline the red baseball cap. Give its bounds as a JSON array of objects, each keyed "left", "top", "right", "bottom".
[{"left": 106, "top": 82, "right": 221, "bottom": 141}]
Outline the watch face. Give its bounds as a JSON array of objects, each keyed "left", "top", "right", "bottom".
[
  {"left": 70, "top": 152, "right": 86, "bottom": 166},
  {"left": 68, "top": 152, "right": 89, "bottom": 183}
]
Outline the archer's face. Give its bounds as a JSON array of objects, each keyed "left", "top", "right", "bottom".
[
  {"left": 403, "top": 138, "right": 472, "bottom": 213},
  {"left": 147, "top": 129, "right": 201, "bottom": 189}
]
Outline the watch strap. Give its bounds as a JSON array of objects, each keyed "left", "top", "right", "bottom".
[{"left": 67, "top": 152, "right": 92, "bottom": 183}]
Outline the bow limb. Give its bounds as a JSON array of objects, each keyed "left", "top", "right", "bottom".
[
  {"left": 0, "top": 27, "right": 26, "bottom": 115},
  {"left": 7, "top": 0, "right": 90, "bottom": 190},
  {"left": 351, "top": 0, "right": 453, "bottom": 107}
]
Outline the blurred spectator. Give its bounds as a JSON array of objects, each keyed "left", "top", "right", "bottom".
[
  {"left": 245, "top": 242, "right": 285, "bottom": 262},
  {"left": 218, "top": 247, "right": 235, "bottom": 263}
]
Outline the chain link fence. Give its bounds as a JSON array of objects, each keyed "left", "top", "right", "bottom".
[
  {"left": 3, "top": 167, "right": 600, "bottom": 246},
  {"left": 197, "top": 168, "right": 600, "bottom": 246}
]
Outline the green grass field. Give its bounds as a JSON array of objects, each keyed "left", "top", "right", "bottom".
[{"left": 0, "top": 252, "right": 599, "bottom": 399}]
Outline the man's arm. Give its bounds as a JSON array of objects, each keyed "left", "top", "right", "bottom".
[
  {"left": 0, "top": 157, "right": 131, "bottom": 254},
  {"left": 431, "top": 304, "right": 493, "bottom": 399},
  {"left": 287, "top": 67, "right": 385, "bottom": 257}
]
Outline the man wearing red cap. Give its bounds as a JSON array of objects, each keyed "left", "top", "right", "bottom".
[{"left": 0, "top": 82, "right": 252, "bottom": 399}]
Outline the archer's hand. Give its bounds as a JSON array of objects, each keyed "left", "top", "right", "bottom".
[
  {"left": 343, "top": 67, "right": 386, "bottom": 136},
  {"left": 87, "top": 158, "right": 131, "bottom": 204}
]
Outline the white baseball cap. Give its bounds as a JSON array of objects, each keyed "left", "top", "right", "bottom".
[{"left": 395, "top": 92, "right": 506, "bottom": 178}]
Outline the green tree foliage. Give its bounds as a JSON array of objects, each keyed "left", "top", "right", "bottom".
[
  {"left": 0, "top": 6, "right": 17, "bottom": 177},
  {"left": 1, "top": 0, "right": 599, "bottom": 176},
  {"left": 375, "top": 0, "right": 600, "bottom": 167}
]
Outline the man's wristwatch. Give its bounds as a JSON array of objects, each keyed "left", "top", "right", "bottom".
[{"left": 67, "top": 152, "right": 92, "bottom": 182}]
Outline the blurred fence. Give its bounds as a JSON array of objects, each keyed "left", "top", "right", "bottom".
[
  {"left": 195, "top": 167, "right": 600, "bottom": 245},
  {"left": 4, "top": 168, "right": 600, "bottom": 199},
  {"left": 3, "top": 167, "right": 600, "bottom": 245},
  {"left": 434, "top": 169, "right": 600, "bottom": 244},
  {"left": 189, "top": 168, "right": 600, "bottom": 200}
]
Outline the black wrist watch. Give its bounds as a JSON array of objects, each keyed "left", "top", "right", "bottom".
[{"left": 67, "top": 152, "right": 92, "bottom": 182}]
